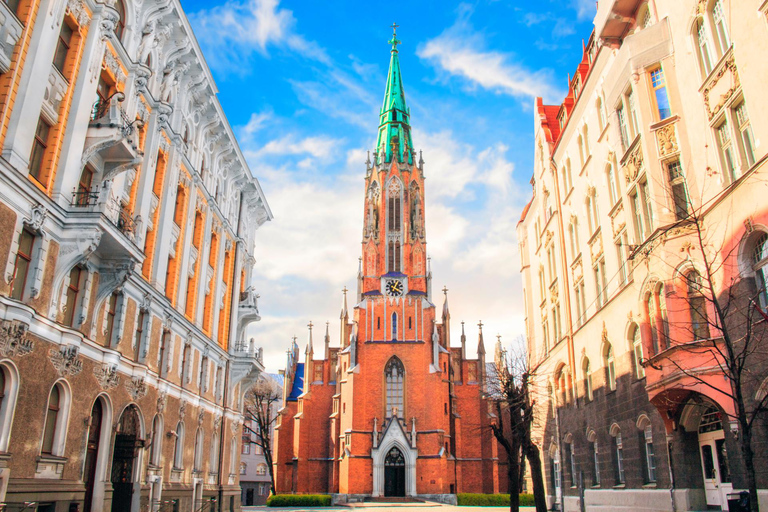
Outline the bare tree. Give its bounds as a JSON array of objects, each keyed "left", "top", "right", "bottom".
[
  {"left": 637, "top": 201, "right": 768, "bottom": 512},
  {"left": 243, "top": 376, "right": 282, "bottom": 496},
  {"left": 488, "top": 345, "right": 547, "bottom": 512}
]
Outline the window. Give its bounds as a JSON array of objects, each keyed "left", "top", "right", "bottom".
[
  {"left": 173, "top": 186, "right": 186, "bottom": 226},
  {"left": 613, "top": 431, "right": 625, "bottom": 484},
  {"left": 538, "top": 270, "right": 546, "bottom": 304},
  {"left": 158, "top": 331, "right": 170, "bottom": 378},
  {"left": 542, "top": 316, "right": 550, "bottom": 354},
  {"left": 210, "top": 431, "right": 220, "bottom": 471},
  {"left": 590, "top": 439, "right": 600, "bottom": 485},
  {"left": 181, "top": 344, "right": 192, "bottom": 384},
  {"left": 643, "top": 425, "right": 657, "bottom": 482},
  {"left": 650, "top": 68, "right": 671, "bottom": 120},
  {"left": 565, "top": 159, "right": 573, "bottom": 190},
  {"left": 578, "top": 135, "right": 585, "bottom": 168},
  {"left": 385, "top": 357, "right": 404, "bottom": 419},
  {"left": 256, "top": 463, "right": 267, "bottom": 476},
  {"left": 640, "top": 5, "right": 653, "bottom": 28},
  {"left": 586, "top": 192, "right": 599, "bottom": 235},
  {"left": 75, "top": 166, "right": 95, "bottom": 206},
  {"left": 194, "top": 428, "right": 204, "bottom": 471},
  {"left": 63, "top": 265, "right": 84, "bottom": 327},
  {"left": 41, "top": 383, "right": 68, "bottom": 456},
  {"left": 52, "top": 21, "right": 74, "bottom": 74},
  {"left": 150, "top": 415, "right": 163, "bottom": 466},
  {"left": 666, "top": 160, "right": 689, "bottom": 220},
  {"left": 606, "top": 162, "right": 619, "bottom": 205},
  {"left": 113, "top": 0, "right": 125, "bottom": 40},
  {"left": 240, "top": 462, "right": 246, "bottom": 475},
  {"left": 617, "top": 105, "right": 630, "bottom": 150},
  {"left": 711, "top": 0, "right": 730, "bottom": 55},
  {"left": 105, "top": 292, "right": 119, "bottom": 346},
  {"left": 574, "top": 280, "right": 586, "bottom": 327},
  {"left": 696, "top": 19, "right": 714, "bottom": 76},
  {"left": 546, "top": 244, "right": 556, "bottom": 283},
  {"left": 29, "top": 117, "right": 51, "bottom": 183},
  {"left": 604, "top": 343, "right": 616, "bottom": 391},
  {"left": 566, "top": 442, "right": 576, "bottom": 487},
  {"left": 717, "top": 119, "right": 737, "bottom": 182},
  {"left": 687, "top": 271, "right": 709, "bottom": 340},
  {"left": 734, "top": 102, "right": 755, "bottom": 167},
  {"left": 134, "top": 311, "right": 145, "bottom": 361},
  {"left": 569, "top": 218, "right": 579, "bottom": 258},
  {"left": 596, "top": 97, "right": 606, "bottom": 133},
  {"left": 646, "top": 293, "right": 659, "bottom": 354},
  {"left": 583, "top": 358, "right": 593, "bottom": 402},
  {"left": 551, "top": 303, "right": 561, "bottom": 342},
  {"left": 752, "top": 233, "right": 768, "bottom": 308},
  {"left": 173, "top": 422, "right": 184, "bottom": 468},
  {"left": 616, "top": 236, "right": 627, "bottom": 286},
  {"left": 10, "top": 229, "right": 35, "bottom": 301},
  {"left": 583, "top": 126, "right": 590, "bottom": 159},
  {"left": 391, "top": 313, "right": 397, "bottom": 340},
  {"left": 594, "top": 259, "right": 607, "bottom": 309},
  {"left": 632, "top": 325, "right": 645, "bottom": 379},
  {"left": 631, "top": 190, "right": 645, "bottom": 242},
  {"left": 4, "top": 0, "right": 20, "bottom": 15}
]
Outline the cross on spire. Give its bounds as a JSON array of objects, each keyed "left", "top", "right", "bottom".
[
  {"left": 497, "top": 334, "right": 502, "bottom": 343},
  {"left": 442, "top": 286, "right": 449, "bottom": 296},
  {"left": 389, "top": 23, "right": 401, "bottom": 51},
  {"left": 342, "top": 286, "right": 348, "bottom": 296},
  {"left": 308, "top": 321, "right": 313, "bottom": 331},
  {"left": 478, "top": 320, "right": 484, "bottom": 332}
]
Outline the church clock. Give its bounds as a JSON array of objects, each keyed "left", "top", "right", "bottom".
[{"left": 385, "top": 279, "right": 404, "bottom": 297}]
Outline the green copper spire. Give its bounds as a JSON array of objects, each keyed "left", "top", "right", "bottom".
[{"left": 376, "top": 23, "right": 414, "bottom": 165}]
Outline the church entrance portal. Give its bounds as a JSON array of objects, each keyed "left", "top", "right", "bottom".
[
  {"left": 384, "top": 446, "right": 406, "bottom": 497},
  {"left": 111, "top": 405, "right": 143, "bottom": 512}
]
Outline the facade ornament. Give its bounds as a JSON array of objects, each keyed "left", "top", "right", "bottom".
[
  {"left": 126, "top": 376, "right": 148, "bottom": 400},
  {"left": 179, "top": 398, "right": 188, "bottom": 418},
  {"left": 103, "top": 51, "right": 124, "bottom": 84},
  {"left": 656, "top": 122, "right": 678, "bottom": 157},
  {"left": 623, "top": 146, "right": 644, "bottom": 183},
  {"left": 49, "top": 346, "right": 83, "bottom": 376},
  {"left": 0, "top": 319, "right": 34, "bottom": 358},
  {"left": 157, "top": 391, "right": 167, "bottom": 413},
  {"left": 94, "top": 364, "right": 120, "bottom": 390},
  {"left": 25, "top": 203, "right": 48, "bottom": 232},
  {"left": 140, "top": 292, "right": 152, "bottom": 312},
  {"left": 214, "top": 414, "right": 222, "bottom": 432},
  {"left": 601, "top": 322, "right": 609, "bottom": 344},
  {"left": 66, "top": 0, "right": 90, "bottom": 27},
  {"left": 197, "top": 409, "right": 205, "bottom": 426},
  {"left": 744, "top": 216, "right": 755, "bottom": 234},
  {"left": 100, "top": 11, "right": 118, "bottom": 41},
  {"left": 703, "top": 56, "right": 739, "bottom": 120},
  {"left": 231, "top": 420, "right": 241, "bottom": 434}
]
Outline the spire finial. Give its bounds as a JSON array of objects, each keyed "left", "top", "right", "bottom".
[
  {"left": 478, "top": 320, "right": 483, "bottom": 333},
  {"left": 389, "top": 23, "right": 400, "bottom": 51},
  {"left": 442, "top": 286, "right": 448, "bottom": 297},
  {"left": 308, "top": 321, "right": 313, "bottom": 331}
]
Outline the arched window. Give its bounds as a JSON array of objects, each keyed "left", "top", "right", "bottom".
[
  {"left": 63, "top": 265, "right": 86, "bottom": 327},
  {"left": 0, "top": 364, "right": 18, "bottom": 452},
  {"left": 42, "top": 382, "right": 69, "bottom": 456},
  {"left": 646, "top": 293, "right": 659, "bottom": 353},
  {"left": 387, "top": 179, "right": 401, "bottom": 232},
  {"left": 577, "top": 134, "right": 585, "bottom": 167},
  {"left": 752, "top": 232, "right": 768, "bottom": 308},
  {"left": 631, "top": 324, "right": 645, "bottom": 379},
  {"left": 586, "top": 190, "right": 599, "bottom": 234},
  {"left": 606, "top": 162, "right": 618, "bottom": 205},
  {"left": 150, "top": 414, "right": 163, "bottom": 466},
  {"left": 173, "top": 421, "right": 184, "bottom": 469},
  {"left": 194, "top": 428, "right": 204, "bottom": 472},
  {"left": 555, "top": 366, "right": 570, "bottom": 406},
  {"left": 637, "top": 416, "right": 657, "bottom": 483},
  {"left": 596, "top": 96, "right": 606, "bottom": 132},
  {"left": 391, "top": 313, "right": 397, "bottom": 340},
  {"left": 695, "top": 18, "right": 714, "bottom": 76},
  {"left": 582, "top": 358, "right": 593, "bottom": 402},
  {"left": 385, "top": 357, "right": 404, "bottom": 419},
  {"left": 256, "top": 463, "right": 267, "bottom": 476},
  {"left": 686, "top": 271, "right": 709, "bottom": 340},
  {"left": 603, "top": 343, "right": 616, "bottom": 391},
  {"left": 210, "top": 431, "right": 220, "bottom": 473},
  {"left": 610, "top": 425, "right": 625, "bottom": 484},
  {"left": 587, "top": 430, "right": 600, "bottom": 486},
  {"left": 711, "top": 0, "right": 730, "bottom": 55},
  {"left": 229, "top": 437, "right": 237, "bottom": 475},
  {"left": 114, "top": 0, "right": 126, "bottom": 40}
]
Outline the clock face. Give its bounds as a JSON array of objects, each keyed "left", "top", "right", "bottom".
[{"left": 385, "top": 279, "right": 404, "bottom": 297}]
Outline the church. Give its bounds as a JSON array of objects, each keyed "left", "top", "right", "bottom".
[{"left": 273, "top": 29, "right": 508, "bottom": 502}]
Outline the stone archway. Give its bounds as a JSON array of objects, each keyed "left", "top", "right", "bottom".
[
  {"left": 111, "top": 405, "right": 144, "bottom": 512},
  {"left": 384, "top": 446, "right": 406, "bottom": 497}
]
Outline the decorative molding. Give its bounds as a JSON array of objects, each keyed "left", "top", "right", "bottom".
[
  {"left": 197, "top": 409, "right": 205, "bottom": 426},
  {"left": 94, "top": 364, "right": 120, "bottom": 390},
  {"left": 623, "top": 145, "right": 644, "bottom": 184},
  {"left": 703, "top": 55, "right": 739, "bottom": 121},
  {"left": 157, "top": 390, "right": 167, "bottom": 413},
  {"left": 66, "top": 0, "right": 90, "bottom": 27},
  {"left": 179, "top": 398, "right": 187, "bottom": 418},
  {"left": 49, "top": 346, "right": 83, "bottom": 376},
  {"left": 126, "top": 377, "right": 148, "bottom": 400},
  {"left": 230, "top": 420, "right": 241, "bottom": 434},
  {"left": 656, "top": 122, "right": 678, "bottom": 158},
  {"left": 0, "top": 319, "right": 34, "bottom": 358}
]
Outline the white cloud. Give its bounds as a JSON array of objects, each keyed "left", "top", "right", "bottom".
[
  {"left": 572, "top": 0, "right": 597, "bottom": 21},
  {"left": 241, "top": 110, "right": 272, "bottom": 137},
  {"left": 188, "top": 0, "right": 329, "bottom": 72},
  {"left": 255, "top": 134, "right": 343, "bottom": 159},
  {"left": 418, "top": 16, "right": 564, "bottom": 103}
]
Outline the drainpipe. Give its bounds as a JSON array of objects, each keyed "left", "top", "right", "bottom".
[
  {"left": 218, "top": 359, "right": 230, "bottom": 512},
  {"left": 666, "top": 434, "right": 676, "bottom": 512}
]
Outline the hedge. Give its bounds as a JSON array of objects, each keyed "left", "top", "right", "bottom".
[
  {"left": 266, "top": 494, "right": 332, "bottom": 507},
  {"left": 456, "top": 493, "right": 535, "bottom": 506}
]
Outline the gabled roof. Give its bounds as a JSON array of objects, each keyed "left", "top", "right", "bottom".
[{"left": 287, "top": 363, "right": 304, "bottom": 401}]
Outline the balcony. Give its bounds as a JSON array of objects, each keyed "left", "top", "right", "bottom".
[
  {"left": 82, "top": 92, "right": 143, "bottom": 181},
  {"left": 237, "top": 286, "right": 261, "bottom": 334},
  {"left": 229, "top": 338, "right": 264, "bottom": 395},
  {"left": 595, "top": 0, "right": 644, "bottom": 46},
  {"left": 0, "top": 2, "right": 22, "bottom": 74}
]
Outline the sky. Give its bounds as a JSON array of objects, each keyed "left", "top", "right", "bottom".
[{"left": 180, "top": 0, "right": 597, "bottom": 373}]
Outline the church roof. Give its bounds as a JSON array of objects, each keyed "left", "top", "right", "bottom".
[{"left": 287, "top": 363, "right": 305, "bottom": 401}]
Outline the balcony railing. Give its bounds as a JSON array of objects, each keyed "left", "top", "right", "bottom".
[{"left": 71, "top": 187, "right": 99, "bottom": 207}]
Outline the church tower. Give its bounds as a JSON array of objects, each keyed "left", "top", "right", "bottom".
[{"left": 273, "top": 27, "right": 505, "bottom": 501}]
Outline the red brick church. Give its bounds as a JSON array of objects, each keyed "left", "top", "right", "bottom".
[{"left": 273, "top": 28, "right": 508, "bottom": 501}]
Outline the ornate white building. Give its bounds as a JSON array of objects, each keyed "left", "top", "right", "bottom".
[{"left": 0, "top": 0, "right": 271, "bottom": 510}]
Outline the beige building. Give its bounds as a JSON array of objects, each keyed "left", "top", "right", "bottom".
[
  {"left": 518, "top": 1, "right": 768, "bottom": 510},
  {"left": 0, "top": 0, "right": 271, "bottom": 510}
]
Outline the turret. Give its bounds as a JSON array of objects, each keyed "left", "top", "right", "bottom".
[
  {"left": 460, "top": 321, "right": 466, "bottom": 360},
  {"left": 324, "top": 321, "right": 331, "bottom": 360},
  {"left": 304, "top": 321, "right": 314, "bottom": 393},
  {"left": 477, "top": 321, "right": 486, "bottom": 385},
  {"left": 441, "top": 286, "right": 450, "bottom": 347},
  {"left": 340, "top": 287, "right": 349, "bottom": 348}
]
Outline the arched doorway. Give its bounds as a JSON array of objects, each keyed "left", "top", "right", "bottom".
[
  {"left": 697, "top": 405, "right": 732, "bottom": 508},
  {"left": 83, "top": 400, "right": 103, "bottom": 512},
  {"left": 384, "top": 446, "right": 405, "bottom": 497},
  {"left": 111, "top": 405, "right": 143, "bottom": 512}
]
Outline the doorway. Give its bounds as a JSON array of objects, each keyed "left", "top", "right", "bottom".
[
  {"left": 111, "top": 405, "right": 143, "bottom": 512},
  {"left": 83, "top": 400, "right": 103, "bottom": 512},
  {"left": 698, "top": 406, "right": 732, "bottom": 509},
  {"left": 384, "top": 446, "right": 405, "bottom": 497}
]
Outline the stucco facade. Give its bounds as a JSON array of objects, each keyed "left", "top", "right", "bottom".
[
  {"left": 518, "top": 1, "right": 768, "bottom": 511},
  {"left": 0, "top": 0, "right": 272, "bottom": 511}
]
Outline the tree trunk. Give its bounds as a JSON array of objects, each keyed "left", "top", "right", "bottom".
[
  {"left": 738, "top": 421, "right": 760, "bottom": 512},
  {"left": 524, "top": 442, "right": 548, "bottom": 512},
  {"left": 509, "top": 452, "right": 520, "bottom": 512}
]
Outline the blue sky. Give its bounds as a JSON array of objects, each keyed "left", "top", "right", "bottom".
[{"left": 180, "top": 0, "right": 597, "bottom": 372}]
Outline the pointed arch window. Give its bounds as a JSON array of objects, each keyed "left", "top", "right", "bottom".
[
  {"left": 603, "top": 343, "right": 616, "bottom": 391},
  {"left": 173, "top": 421, "right": 185, "bottom": 469},
  {"left": 631, "top": 324, "right": 645, "bottom": 379},
  {"left": 194, "top": 428, "right": 204, "bottom": 472},
  {"left": 686, "top": 271, "right": 709, "bottom": 340},
  {"left": 387, "top": 180, "right": 401, "bottom": 232},
  {"left": 391, "top": 313, "right": 398, "bottom": 340},
  {"left": 583, "top": 358, "right": 593, "bottom": 402},
  {"left": 385, "top": 357, "right": 404, "bottom": 419},
  {"left": 150, "top": 415, "right": 163, "bottom": 466},
  {"left": 752, "top": 232, "right": 768, "bottom": 308}
]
